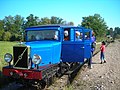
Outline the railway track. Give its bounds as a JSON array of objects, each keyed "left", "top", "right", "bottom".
[
  {"left": 47, "top": 42, "right": 111, "bottom": 90},
  {"left": 0, "top": 42, "right": 111, "bottom": 90},
  {"left": 0, "top": 60, "right": 90, "bottom": 90}
]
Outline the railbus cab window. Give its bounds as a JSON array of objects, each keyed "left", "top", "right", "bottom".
[
  {"left": 84, "top": 31, "right": 91, "bottom": 40},
  {"left": 63, "top": 29, "right": 70, "bottom": 41},
  {"left": 75, "top": 30, "right": 83, "bottom": 41},
  {"left": 26, "top": 30, "right": 59, "bottom": 41}
]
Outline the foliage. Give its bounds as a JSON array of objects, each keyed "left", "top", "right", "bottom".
[
  {"left": 24, "top": 14, "right": 40, "bottom": 28},
  {"left": 0, "top": 13, "right": 120, "bottom": 41},
  {"left": 2, "top": 31, "right": 11, "bottom": 41},
  {"left": 0, "top": 20, "right": 4, "bottom": 40},
  {"left": 0, "top": 41, "right": 17, "bottom": 71},
  {"left": 40, "top": 17, "right": 51, "bottom": 25},
  {"left": 96, "top": 36, "right": 108, "bottom": 42},
  {"left": 107, "top": 28, "right": 113, "bottom": 36},
  {"left": 81, "top": 14, "right": 108, "bottom": 38},
  {"left": 113, "top": 27, "right": 120, "bottom": 39},
  {"left": 0, "top": 14, "right": 75, "bottom": 41},
  {"left": 2, "top": 15, "right": 24, "bottom": 41},
  {"left": 50, "top": 16, "right": 65, "bottom": 24},
  {"left": 39, "top": 16, "right": 67, "bottom": 25},
  {"left": 0, "top": 41, "right": 17, "bottom": 88},
  {"left": 0, "top": 14, "right": 68, "bottom": 41},
  {"left": 114, "top": 27, "right": 120, "bottom": 34},
  {"left": 67, "top": 21, "right": 74, "bottom": 25},
  {"left": 106, "top": 27, "right": 120, "bottom": 39}
]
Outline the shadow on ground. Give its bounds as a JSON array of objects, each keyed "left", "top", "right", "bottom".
[
  {"left": 0, "top": 71, "right": 12, "bottom": 88},
  {"left": 92, "top": 62, "right": 100, "bottom": 64}
]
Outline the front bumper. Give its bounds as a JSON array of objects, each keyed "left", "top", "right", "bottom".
[{"left": 2, "top": 66, "right": 42, "bottom": 80}]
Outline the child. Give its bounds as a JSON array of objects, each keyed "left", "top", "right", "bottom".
[{"left": 100, "top": 41, "right": 106, "bottom": 64}]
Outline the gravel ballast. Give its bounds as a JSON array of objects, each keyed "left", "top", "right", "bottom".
[{"left": 72, "top": 40, "right": 120, "bottom": 90}]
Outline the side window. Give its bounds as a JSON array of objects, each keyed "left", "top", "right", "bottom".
[
  {"left": 84, "top": 32, "right": 90, "bottom": 40},
  {"left": 64, "top": 29, "right": 70, "bottom": 41},
  {"left": 54, "top": 31, "right": 59, "bottom": 40},
  {"left": 75, "top": 31, "right": 83, "bottom": 41}
]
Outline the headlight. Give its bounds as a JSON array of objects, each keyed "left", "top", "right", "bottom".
[
  {"left": 4, "top": 53, "right": 12, "bottom": 63},
  {"left": 32, "top": 54, "right": 41, "bottom": 65}
]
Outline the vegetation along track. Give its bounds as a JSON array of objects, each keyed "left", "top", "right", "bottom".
[{"left": 0, "top": 42, "right": 110, "bottom": 90}]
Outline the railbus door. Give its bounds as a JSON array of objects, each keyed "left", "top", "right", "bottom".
[
  {"left": 61, "top": 28, "right": 85, "bottom": 63},
  {"left": 83, "top": 29, "right": 92, "bottom": 59}
]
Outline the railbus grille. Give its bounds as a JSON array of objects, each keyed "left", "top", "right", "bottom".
[{"left": 13, "top": 46, "right": 28, "bottom": 68}]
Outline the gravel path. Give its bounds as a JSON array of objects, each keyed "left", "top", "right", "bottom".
[
  {"left": 72, "top": 40, "right": 120, "bottom": 90},
  {"left": 1, "top": 41, "right": 120, "bottom": 90}
]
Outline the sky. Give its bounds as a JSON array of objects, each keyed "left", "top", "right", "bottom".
[{"left": 0, "top": 0, "right": 120, "bottom": 28}]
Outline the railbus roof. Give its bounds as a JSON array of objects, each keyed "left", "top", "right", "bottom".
[{"left": 25, "top": 24, "right": 91, "bottom": 32}]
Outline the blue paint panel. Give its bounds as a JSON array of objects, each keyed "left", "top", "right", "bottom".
[
  {"left": 61, "top": 42, "right": 84, "bottom": 62},
  {"left": 53, "top": 42, "right": 61, "bottom": 64},
  {"left": 26, "top": 41, "right": 61, "bottom": 68},
  {"left": 24, "top": 25, "right": 93, "bottom": 68},
  {"left": 61, "top": 27, "right": 92, "bottom": 63},
  {"left": 84, "top": 42, "right": 91, "bottom": 58}
]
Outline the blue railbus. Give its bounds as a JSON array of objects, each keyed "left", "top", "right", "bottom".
[{"left": 2, "top": 25, "right": 93, "bottom": 89}]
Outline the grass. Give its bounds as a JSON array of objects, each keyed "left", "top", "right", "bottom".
[
  {"left": 0, "top": 41, "right": 17, "bottom": 88},
  {"left": 96, "top": 37, "right": 108, "bottom": 42},
  {"left": 64, "top": 85, "right": 73, "bottom": 90},
  {"left": 0, "top": 40, "right": 107, "bottom": 89},
  {"left": 0, "top": 41, "right": 17, "bottom": 71}
]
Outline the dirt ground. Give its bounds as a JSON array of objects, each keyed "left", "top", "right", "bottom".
[
  {"left": 1, "top": 40, "right": 120, "bottom": 90},
  {"left": 72, "top": 40, "right": 120, "bottom": 90}
]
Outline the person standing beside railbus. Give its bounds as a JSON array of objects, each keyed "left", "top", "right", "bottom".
[
  {"left": 91, "top": 31, "right": 96, "bottom": 55},
  {"left": 88, "top": 31, "right": 96, "bottom": 69},
  {"left": 100, "top": 41, "right": 106, "bottom": 64}
]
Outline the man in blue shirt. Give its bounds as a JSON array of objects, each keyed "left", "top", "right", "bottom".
[{"left": 91, "top": 31, "right": 96, "bottom": 55}]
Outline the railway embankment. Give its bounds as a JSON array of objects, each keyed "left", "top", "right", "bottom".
[
  {"left": 1, "top": 40, "right": 119, "bottom": 90},
  {"left": 72, "top": 40, "right": 120, "bottom": 90}
]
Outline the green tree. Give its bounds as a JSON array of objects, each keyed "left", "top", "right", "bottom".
[
  {"left": 13, "top": 15, "right": 24, "bottom": 41},
  {"left": 81, "top": 14, "right": 108, "bottom": 37},
  {"left": 40, "top": 16, "right": 66, "bottom": 25},
  {"left": 14, "top": 15, "right": 24, "bottom": 33},
  {"left": 114, "top": 27, "right": 120, "bottom": 34},
  {"left": 2, "top": 31, "right": 11, "bottom": 41},
  {"left": 107, "top": 28, "right": 113, "bottom": 37},
  {"left": 25, "top": 14, "right": 39, "bottom": 27},
  {"left": 3, "top": 15, "right": 15, "bottom": 41},
  {"left": 0, "top": 20, "right": 4, "bottom": 40},
  {"left": 50, "top": 16, "right": 65, "bottom": 24},
  {"left": 3, "top": 15, "right": 24, "bottom": 41},
  {"left": 3, "top": 15, "right": 14, "bottom": 32},
  {"left": 67, "top": 21, "right": 74, "bottom": 26},
  {"left": 40, "top": 17, "right": 51, "bottom": 25},
  {"left": 113, "top": 27, "right": 120, "bottom": 39}
]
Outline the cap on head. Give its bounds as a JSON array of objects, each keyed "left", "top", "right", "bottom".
[
  {"left": 76, "top": 31, "right": 80, "bottom": 36},
  {"left": 64, "top": 30, "right": 68, "bottom": 36}
]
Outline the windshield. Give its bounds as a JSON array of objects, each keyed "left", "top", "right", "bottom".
[{"left": 26, "top": 30, "right": 59, "bottom": 41}]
